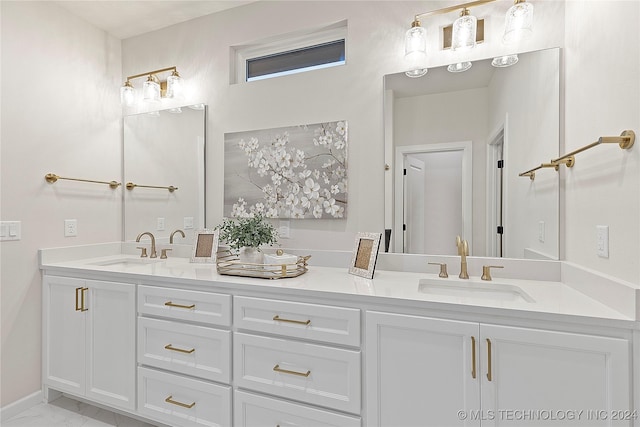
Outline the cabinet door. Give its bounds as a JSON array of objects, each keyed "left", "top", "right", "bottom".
[
  {"left": 85, "top": 280, "right": 136, "bottom": 410},
  {"left": 480, "top": 324, "right": 631, "bottom": 426},
  {"left": 366, "top": 311, "right": 480, "bottom": 427},
  {"left": 43, "top": 276, "right": 86, "bottom": 395}
]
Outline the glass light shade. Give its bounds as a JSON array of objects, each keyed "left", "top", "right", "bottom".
[
  {"left": 451, "top": 10, "right": 477, "bottom": 51},
  {"left": 405, "top": 22, "right": 428, "bottom": 78},
  {"left": 447, "top": 61, "right": 473, "bottom": 73},
  {"left": 120, "top": 82, "right": 134, "bottom": 106},
  {"left": 142, "top": 76, "right": 161, "bottom": 103},
  {"left": 503, "top": 1, "right": 533, "bottom": 44},
  {"left": 166, "top": 71, "right": 183, "bottom": 98},
  {"left": 492, "top": 54, "right": 519, "bottom": 67}
]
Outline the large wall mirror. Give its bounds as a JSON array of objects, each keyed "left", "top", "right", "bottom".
[
  {"left": 123, "top": 104, "right": 206, "bottom": 244},
  {"left": 384, "top": 48, "right": 560, "bottom": 260}
]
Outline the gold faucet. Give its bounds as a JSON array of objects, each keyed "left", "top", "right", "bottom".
[
  {"left": 456, "top": 236, "right": 469, "bottom": 279},
  {"left": 136, "top": 232, "right": 157, "bottom": 258},
  {"left": 170, "top": 229, "right": 185, "bottom": 244}
]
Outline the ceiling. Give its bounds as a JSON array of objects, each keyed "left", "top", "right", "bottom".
[{"left": 55, "top": 1, "right": 256, "bottom": 39}]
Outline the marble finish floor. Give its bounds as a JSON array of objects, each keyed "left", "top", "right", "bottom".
[{"left": 3, "top": 397, "right": 159, "bottom": 427}]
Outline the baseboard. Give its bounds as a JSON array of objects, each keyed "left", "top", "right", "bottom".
[{"left": 0, "top": 390, "right": 43, "bottom": 422}]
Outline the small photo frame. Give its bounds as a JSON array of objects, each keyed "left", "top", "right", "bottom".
[
  {"left": 191, "top": 229, "right": 219, "bottom": 263},
  {"left": 349, "top": 232, "right": 382, "bottom": 279}
]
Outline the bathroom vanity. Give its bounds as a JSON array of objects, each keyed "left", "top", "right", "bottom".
[{"left": 40, "top": 243, "right": 639, "bottom": 427}]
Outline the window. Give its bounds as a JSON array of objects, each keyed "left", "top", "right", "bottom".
[
  {"left": 247, "top": 39, "right": 345, "bottom": 81},
  {"left": 232, "top": 22, "right": 347, "bottom": 83}
]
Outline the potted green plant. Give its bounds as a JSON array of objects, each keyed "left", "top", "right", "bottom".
[{"left": 215, "top": 214, "right": 278, "bottom": 263}]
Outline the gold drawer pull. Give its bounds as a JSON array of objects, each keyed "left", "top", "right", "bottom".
[
  {"left": 272, "top": 315, "right": 311, "bottom": 326},
  {"left": 164, "top": 344, "right": 195, "bottom": 354},
  {"left": 165, "top": 395, "right": 195, "bottom": 409},
  {"left": 471, "top": 336, "right": 477, "bottom": 379},
  {"left": 164, "top": 301, "right": 195, "bottom": 310},
  {"left": 75, "top": 287, "right": 82, "bottom": 311},
  {"left": 273, "top": 364, "right": 311, "bottom": 378},
  {"left": 486, "top": 338, "right": 493, "bottom": 382}
]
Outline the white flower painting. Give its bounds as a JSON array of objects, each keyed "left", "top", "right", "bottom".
[{"left": 224, "top": 121, "right": 348, "bottom": 219}]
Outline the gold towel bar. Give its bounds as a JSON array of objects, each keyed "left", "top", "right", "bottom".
[
  {"left": 45, "top": 173, "right": 120, "bottom": 189},
  {"left": 126, "top": 182, "right": 178, "bottom": 192},
  {"left": 519, "top": 130, "right": 635, "bottom": 180}
]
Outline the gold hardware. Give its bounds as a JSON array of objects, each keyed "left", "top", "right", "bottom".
[
  {"left": 486, "top": 338, "right": 492, "bottom": 381},
  {"left": 276, "top": 249, "right": 284, "bottom": 256},
  {"left": 164, "top": 395, "right": 195, "bottom": 409},
  {"left": 481, "top": 265, "right": 504, "bottom": 281},
  {"left": 45, "top": 173, "right": 120, "bottom": 189},
  {"left": 164, "top": 344, "right": 195, "bottom": 354},
  {"left": 160, "top": 248, "right": 172, "bottom": 259},
  {"left": 75, "top": 287, "right": 82, "bottom": 311},
  {"left": 169, "top": 229, "right": 185, "bottom": 244},
  {"left": 384, "top": 164, "right": 390, "bottom": 171},
  {"left": 126, "top": 66, "right": 178, "bottom": 83},
  {"left": 551, "top": 130, "right": 635, "bottom": 166},
  {"left": 273, "top": 315, "right": 311, "bottom": 325},
  {"left": 273, "top": 364, "right": 311, "bottom": 377},
  {"left": 471, "top": 336, "right": 477, "bottom": 379},
  {"left": 136, "top": 246, "right": 148, "bottom": 258},
  {"left": 414, "top": 0, "right": 496, "bottom": 20},
  {"left": 428, "top": 262, "right": 449, "bottom": 278},
  {"left": 518, "top": 163, "right": 558, "bottom": 181},
  {"left": 455, "top": 236, "right": 469, "bottom": 279},
  {"left": 164, "top": 301, "right": 196, "bottom": 310},
  {"left": 522, "top": 130, "right": 635, "bottom": 178},
  {"left": 136, "top": 232, "right": 157, "bottom": 258},
  {"left": 126, "top": 182, "right": 178, "bottom": 192}
]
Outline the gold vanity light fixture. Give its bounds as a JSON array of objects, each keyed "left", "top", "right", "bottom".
[
  {"left": 404, "top": 0, "right": 534, "bottom": 77},
  {"left": 120, "top": 66, "right": 184, "bottom": 107}
]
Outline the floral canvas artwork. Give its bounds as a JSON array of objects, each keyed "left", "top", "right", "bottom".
[{"left": 224, "top": 121, "right": 348, "bottom": 219}]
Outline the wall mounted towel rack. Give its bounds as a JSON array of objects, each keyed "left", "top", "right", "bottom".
[
  {"left": 125, "top": 182, "right": 178, "bottom": 192},
  {"left": 45, "top": 173, "right": 121, "bottom": 189},
  {"left": 519, "top": 130, "right": 635, "bottom": 181}
]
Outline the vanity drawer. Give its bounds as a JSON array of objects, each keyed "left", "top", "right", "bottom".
[
  {"left": 234, "top": 390, "right": 361, "bottom": 427},
  {"left": 138, "top": 317, "right": 231, "bottom": 383},
  {"left": 234, "top": 333, "right": 361, "bottom": 414},
  {"left": 138, "top": 366, "right": 231, "bottom": 427},
  {"left": 138, "top": 285, "right": 231, "bottom": 326},
  {"left": 234, "top": 296, "right": 361, "bottom": 347}
]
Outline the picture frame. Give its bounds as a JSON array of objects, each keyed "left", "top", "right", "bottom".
[
  {"left": 191, "top": 229, "right": 219, "bottom": 263},
  {"left": 348, "top": 232, "right": 382, "bottom": 279}
]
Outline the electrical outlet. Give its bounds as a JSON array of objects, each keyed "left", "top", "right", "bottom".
[
  {"left": 157, "top": 217, "right": 165, "bottom": 231},
  {"left": 184, "top": 217, "right": 194, "bottom": 229},
  {"left": 538, "top": 221, "right": 545, "bottom": 243},
  {"left": 596, "top": 225, "right": 609, "bottom": 258},
  {"left": 64, "top": 219, "right": 77, "bottom": 237},
  {"left": 278, "top": 220, "right": 290, "bottom": 239}
]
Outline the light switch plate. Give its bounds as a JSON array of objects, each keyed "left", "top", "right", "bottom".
[
  {"left": 279, "top": 220, "right": 290, "bottom": 239},
  {"left": 596, "top": 225, "right": 609, "bottom": 258},
  {"left": 184, "top": 217, "right": 194, "bottom": 229},
  {"left": 538, "top": 221, "right": 545, "bottom": 243},
  {"left": 157, "top": 217, "right": 165, "bottom": 231},
  {"left": 0, "top": 221, "right": 21, "bottom": 241}
]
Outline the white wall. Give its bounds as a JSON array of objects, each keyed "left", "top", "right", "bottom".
[
  {"left": 1, "top": 0, "right": 638, "bottom": 411},
  {"left": 1, "top": 1, "right": 122, "bottom": 407},
  {"left": 564, "top": 0, "right": 640, "bottom": 284}
]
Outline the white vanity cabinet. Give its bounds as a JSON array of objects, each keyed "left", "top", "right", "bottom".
[
  {"left": 43, "top": 275, "right": 136, "bottom": 411},
  {"left": 366, "top": 311, "right": 632, "bottom": 427},
  {"left": 233, "top": 296, "right": 362, "bottom": 426},
  {"left": 137, "top": 285, "right": 232, "bottom": 427}
]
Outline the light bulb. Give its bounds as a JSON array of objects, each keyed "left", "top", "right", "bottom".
[
  {"left": 492, "top": 54, "right": 519, "bottom": 67},
  {"left": 142, "top": 75, "right": 161, "bottom": 103},
  {"left": 503, "top": 0, "right": 533, "bottom": 44},
  {"left": 405, "top": 19, "right": 428, "bottom": 78},
  {"left": 120, "top": 81, "right": 134, "bottom": 106},
  {"left": 452, "top": 8, "right": 477, "bottom": 51},
  {"left": 447, "top": 61, "right": 473, "bottom": 73},
  {"left": 166, "top": 70, "right": 183, "bottom": 99}
]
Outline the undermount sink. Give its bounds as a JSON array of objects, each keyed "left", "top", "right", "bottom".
[
  {"left": 90, "top": 257, "right": 162, "bottom": 267},
  {"left": 418, "top": 279, "right": 535, "bottom": 303}
]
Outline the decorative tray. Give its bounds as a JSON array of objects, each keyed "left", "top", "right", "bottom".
[{"left": 216, "top": 250, "right": 311, "bottom": 280}]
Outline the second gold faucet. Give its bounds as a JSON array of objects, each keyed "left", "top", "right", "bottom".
[{"left": 456, "top": 236, "right": 469, "bottom": 279}]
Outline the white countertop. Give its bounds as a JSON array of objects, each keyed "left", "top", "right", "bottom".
[{"left": 39, "top": 244, "right": 639, "bottom": 328}]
